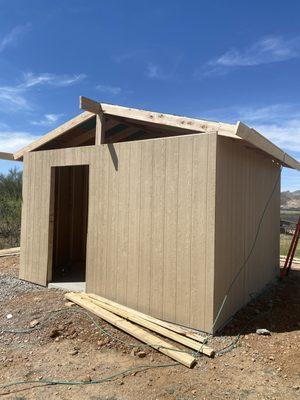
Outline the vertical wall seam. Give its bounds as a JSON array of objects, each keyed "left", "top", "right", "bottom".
[{"left": 188, "top": 138, "right": 195, "bottom": 326}]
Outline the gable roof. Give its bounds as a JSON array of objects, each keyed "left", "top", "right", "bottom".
[{"left": 12, "top": 96, "right": 300, "bottom": 171}]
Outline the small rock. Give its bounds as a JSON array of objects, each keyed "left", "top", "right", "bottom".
[
  {"left": 137, "top": 351, "right": 146, "bottom": 358},
  {"left": 69, "top": 349, "right": 78, "bottom": 356},
  {"left": 293, "top": 386, "right": 299, "bottom": 390},
  {"left": 29, "top": 319, "right": 39, "bottom": 328},
  {"left": 6, "top": 314, "right": 12, "bottom": 320},
  {"left": 269, "top": 356, "right": 274, "bottom": 361},
  {"left": 65, "top": 302, "right": 74, "bottom": 307},
  {"left": 256, "top": 328, "right": 271, "bottom": 336},
  {"left": 130, "top": 348, "right": 137, "bottom": 356}
]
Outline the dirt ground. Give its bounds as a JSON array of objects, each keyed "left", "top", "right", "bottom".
[{"left": 0, "top": 256, "right": 299, "bottom": 400}]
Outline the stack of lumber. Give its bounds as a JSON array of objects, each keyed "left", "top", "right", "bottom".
[
  {"left": 65, "top": 292, "right": 215, "bottom": 368},
  {"left": 0, "top": 247, "right": 20, "bottom": 257}
]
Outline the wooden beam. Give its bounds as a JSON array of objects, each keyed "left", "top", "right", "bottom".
[
  {"left": 14, "top": 112, "right": 95, "bottom": 160},
  {"left": 236, "top": 122, "right": 300, "bottom": 171},
  {"left": 67, "top": 128, "right": 95, "bottom": 147},
  {"left": 87, "top": 294, "right": 214, "bottom": 356},
  {"left": 0, "top": 247, "right": 20, "bottom": 257},
  {"left": 0, "top": 152, "right": 16, "bottom": 161},
  {"left": 80, "top": 96, "right": 236, "bottom": 135},
  {"left": 96, "top": 113, "right": 105, "bottom": 145},
  {"left": 106, "top": 126, "right": 141, "bottom": 143},
  {"left": 88, "top": 293, "right": 207, "bottom": 343},
  {"left": 65, "top": 292, "right": 197, "bottom": 368}
]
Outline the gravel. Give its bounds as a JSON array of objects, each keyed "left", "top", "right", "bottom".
[{"left": 0, "top": 273, "right": 44, "bottom": 302}]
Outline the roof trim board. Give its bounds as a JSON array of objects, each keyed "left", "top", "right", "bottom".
[
  {"left": 0, "top": 152, "right": 16, "bottom": 161},
  {"left": 235, "top": 122, "right": 300, "bottom": 171},
  {"left": 80, "top": 96, "right": 237, "bottom": 136},
  {"left": 12, "top": 95, "right": 300, "bottom": 171},
  {"left": 80, "top": 96, "right": 299, "bottom": 170},
  {"left": 14, "top": 111, "right": 95, "bottom": 160}
]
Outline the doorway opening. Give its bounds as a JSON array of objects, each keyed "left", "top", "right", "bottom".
[{"left": 50, "top": 165, "right": 89, "bottom": 283}]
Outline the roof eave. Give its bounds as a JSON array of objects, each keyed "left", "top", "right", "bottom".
[{"left": 235, "top": 121, "right": 300, "bottom": 171}]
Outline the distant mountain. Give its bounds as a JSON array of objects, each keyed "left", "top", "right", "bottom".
[{"left": 281, "top": 190, "right": 300, "bottom": 210}]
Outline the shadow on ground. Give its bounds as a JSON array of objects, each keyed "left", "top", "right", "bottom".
[{"left": 218, "top": 269, "right": 300, "bottom": 336}]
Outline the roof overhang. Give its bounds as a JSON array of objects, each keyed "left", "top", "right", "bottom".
[
  {"left": 0, "top": 152, "right": 16, "bottom": 161},
  {"left": 12, "top": 96, "right": 300, "bottom": 171},
  {"left": 235, "top": 122, "right": 299, "bottom": 171}
]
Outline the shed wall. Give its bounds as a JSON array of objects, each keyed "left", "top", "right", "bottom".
[
  {"left": 213, "top": 137, "right": 280, "bottom": 331},
  {"left": 20, "top": 133, "right": 217, "bottom": 332}
]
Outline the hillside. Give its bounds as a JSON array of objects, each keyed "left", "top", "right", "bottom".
[{"left": 281, "top": 190, "right": 300, "bottom": 210}]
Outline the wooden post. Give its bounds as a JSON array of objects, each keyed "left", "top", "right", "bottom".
[{"left": 96, "top": 113, "right": 106, "bottom": 145}]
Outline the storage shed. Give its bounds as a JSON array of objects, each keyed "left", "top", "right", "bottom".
[{"left": 13, "top": 96, "right": 300, "bottom": 333}]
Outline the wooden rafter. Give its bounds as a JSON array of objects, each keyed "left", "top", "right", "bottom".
[
  {"left": 106, "top": 126, "right": 141, "bottom": 143},
  {"left": 236, "top": 122, "right": 300, "bottom": 171},
  {"left": 0, "top": 152, "right": 16, "bottom": 161},
  {"left": 14, "top": 112, "right": 95, "bottom": 160},
  {"left": 11, "top": 95, "right": 300, "bottom": 171},
  {"left": 80, "top": 96, "right": 236, "bottom": 136}
]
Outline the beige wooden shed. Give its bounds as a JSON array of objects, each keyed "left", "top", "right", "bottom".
[{"left": 13, "top": 96, "right": 300, "bottom": 333}]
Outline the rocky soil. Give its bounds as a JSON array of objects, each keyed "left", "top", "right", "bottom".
[{"left": 0, "top": 256, "right": 299, "bottom": 399}]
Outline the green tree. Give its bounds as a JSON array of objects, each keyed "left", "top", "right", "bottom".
[{"left": 0, "top": 168, "right": 22, "bottom": 248}]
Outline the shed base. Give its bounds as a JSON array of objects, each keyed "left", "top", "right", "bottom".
[{"left": 48, "top": 282, "right": 86, "bottom": 292}]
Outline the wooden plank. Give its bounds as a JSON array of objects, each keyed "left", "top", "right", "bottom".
[
  {"left": 14, "top": 112, "right": 94, "bottom": 160},
  {"left": 0, "top": 247, "right": 20, "bottom": 257},
  {"left": 0, "top": 152, "right": 15, "bottom": 161},
  {"left": 88, "top": 293, "right": 208, "bottom": 343},
  {"left": 106, "top": 126, "right": 141, "bottom": 143},
  {"left": 96, "top": 113, "right": 105, "bottom": 145},
  {"left": 236, "top": 122, "right": 300, "bottom": 171},
  {"left": 86, "top": 294, "right": 214, "bottom": 356},
  {"left": 65, "top": 292, "right": 197, "bottom": 368},
  {"left": 80, "top": 96, "right": 236, "bottom": 135}
]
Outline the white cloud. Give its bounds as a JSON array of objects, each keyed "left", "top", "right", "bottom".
[
  {"left": 146, "top": 63, "right": 161, "bottom": 79},
  {"left": 21, "top": 72, "right": 86, "bottom": 88},
  {"left": 200, "top": 103, "right": 300, "bottom": 153},
  {"left": 145, "top": 62, "right": 171, "bottom": 80},
  {"left": 0, "top": 24, "right": 31, "bottom": 53},
  {"left": 31, "top": 113, "right": 64, "bottom": 126},
  {"left": 254, "top": 119, "right": 300, "bottom": 153},
  {"left": 0, "top": 72, "right": 86, "bottom": 112},
  {"left": 96, "top": 84, "right": 122, "bottom": 96},
  {"left": 200, "top": 35, "right": 300, "bottom": 76},
  {"left": 0, "top": 130, "right": 39, "bottom": 152}
]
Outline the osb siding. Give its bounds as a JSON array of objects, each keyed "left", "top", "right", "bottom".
[
  {"left": 19, "top": 133, "right": 217, "bottom": 331},
  {"left": 214, "top": 137, "right": 280, "bottom": 331},
  {"left": 87, "top": 134, "right": 217, "bottom": 331}
]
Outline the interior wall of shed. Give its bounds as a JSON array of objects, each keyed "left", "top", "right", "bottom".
[{"left": 213, "top": 137, "right": 280, "bottom": 332}]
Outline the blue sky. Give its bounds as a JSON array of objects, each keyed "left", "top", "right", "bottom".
[{"left": 0, "top": 0, "right": 299, "bottom": 191}]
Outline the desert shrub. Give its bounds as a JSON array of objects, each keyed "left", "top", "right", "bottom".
[{"left": 0, "top": 168, "right": 22, "bottom": 248}]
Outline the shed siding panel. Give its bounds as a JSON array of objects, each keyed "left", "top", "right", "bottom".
[
  {"left": 20, "top": 135, "right": 216, "bottom": 331},
  {"left": 214, "top": 137, "right": 280, "bottom": 331}
]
